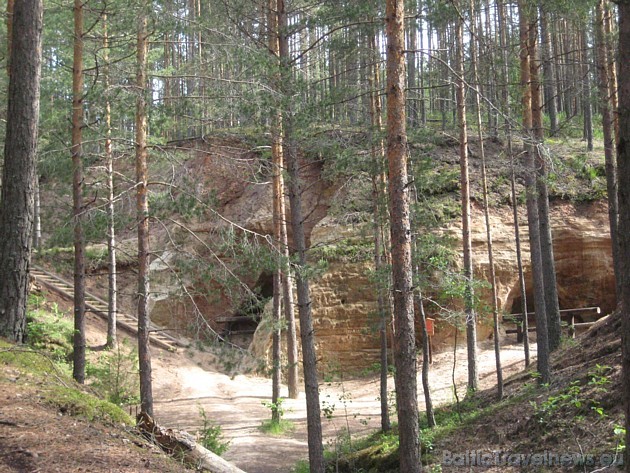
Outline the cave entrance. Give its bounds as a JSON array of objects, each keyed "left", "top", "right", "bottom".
[{"left": 222, "top": 271, "right": 273, "bottom": 348}]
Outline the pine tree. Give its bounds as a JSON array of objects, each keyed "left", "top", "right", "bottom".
[
  {"left": 385, "top": 0, "right": 421, "bottom": 470},
  {"left": 0, "top": 0, "right": 43, "bottom": 342}
]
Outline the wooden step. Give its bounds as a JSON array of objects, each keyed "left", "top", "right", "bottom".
[{"left": 31, "top": 265, "right": 187, "bottom": 352}]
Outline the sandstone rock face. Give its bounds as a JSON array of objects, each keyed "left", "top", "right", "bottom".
[
  {"left": 146, "top": 139, "right": 616, "bottom": 373},
  {"left": 300, "top": 201, "right": 615, "bottom": 372}
]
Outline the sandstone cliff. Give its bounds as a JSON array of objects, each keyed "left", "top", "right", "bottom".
[{"left": 143, "top": 136, "right": 614, "bottom": 372}]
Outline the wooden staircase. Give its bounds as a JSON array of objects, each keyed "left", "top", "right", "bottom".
[{"left": 31, "top": 266, "right": 188, "bottom": 352}]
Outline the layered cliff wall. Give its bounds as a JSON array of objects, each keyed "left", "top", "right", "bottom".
[{"left": 140, "top": 137, "right": 615, "bottom": 372}]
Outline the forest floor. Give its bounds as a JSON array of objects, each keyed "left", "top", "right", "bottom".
[
  {"left": 151, "top": 337, "right": 534, "bottom": 473},
  {"left": 0, "top": 286, "right": 535, "bottom": 473}
]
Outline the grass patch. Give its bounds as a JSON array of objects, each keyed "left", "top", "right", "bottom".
[
  {"left": 260, "top": 418, "right": 295, "bottom": 435},
  {"left": 291, "top": 460, "right": 310, "bottom": 473}
]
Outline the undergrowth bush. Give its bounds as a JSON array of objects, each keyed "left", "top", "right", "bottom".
[
  {"left": 26, "top": 294, "right": 73, "bottom": 365},
  {"left": 87, "top": 342, "right": 140, "bottom": 406},
  {"left": 197, "top": 406, "right": 230, "bottom": 456}
]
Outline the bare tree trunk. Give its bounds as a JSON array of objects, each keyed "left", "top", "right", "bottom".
[
  {"left": 616, "top": 4, "right": 630, "bottom": 471},
  {"left": 519, "top": 0, "right": 550, "bottom": 384},
  {"left": 470, "top": 0, "right": 502, "bottom": 399},
  {"left": 103, "top": 14, "right": 118, "bottom": 349},
  {"left": 407, "top": 0, "right": 418, "bottom": 127},
  {"left": 385, "top": 0, "right": 421, "bottom": 470},
  {"left": 596, "top": 0, "right": 621, "bottom": 301},
  {"left": 409, "top": 173, "right": 436, "bottom": 428},
  {"left": 269, "top": 0, "right": 282, "bottom": 420},
  {"left": 500, "top": 0, "right": 530, "bottom": 366},
  {"left": 136, "top": 1, "right": 153, "bottom": 417},
  {"left": 418, "top": 9, "right": 426, "bottom": 126},
  {"left": 604, "top": 2, "right": 619, "bottom": 147},
  {"left": 530, "top": 16, "right": 561, "bottom": 353},
  {"left": 581, "top": 29, "right": 594, "bottom": 152},
  {"left": 71, "top": 0, "right": 86, "bottom": 384},
  {"left": 511, "top": 166, "right": 531, "bottom": 366},
  {"left": 455, "top": 6, "right": 478, "bottom": 392},
  {"left": 0, "top": 0, "right": 43, "bottom": 342},
  {"left": 32, "top": 175, "right": 41, "bottom": 249},
  {"left": 278, "top": 1, "right": 323, "bottom": 469},
  {"left": 281, "top": 195, "right": 299, "bottom": 401},
  {"left": 368, "top": 30, "right": 391, "bottom": 433},
  {"left": 268, "top": 0, "right": 299, "bottom": 401},
  {"left": 539, "top": 5, "right": 558, "bottom": 135}
]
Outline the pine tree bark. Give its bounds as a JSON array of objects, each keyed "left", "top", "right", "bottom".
[
  {"left": 136, "top": 1, "right": 153, "bottom": 417},
  {"left": 455, "top": 7, "right": 478, "bottom": 392},
  {"left": 581, "top": 29, "right": 594, "bottom": 151},
  {"left": 368, "top": 30, "right": 391, "bottom": 433},
  {"left": 409, "top": 177, "right": 436, "bottom": 428},
  {"left": 519, "top": 0, "right": 551, "bottom": 383},
  {"left": 500, "top": 0, "right": 530, "bottom": 366},
  {"left": 281, "top": 198, "right": 299, "bottom": 401},
  {"left": 529, "top": 19, "right": 561, "bottom": 353},
  {"left": 616, "top": 3, "right": 630, "bottom": 470},
  {"left": 385, "top": 0, "right": 421, "bottom": 470},
  {"left": 605, "top": 2, "right": 620, "bottom": 147},
  {"left": 71, "top": 0, "right": 87, "bottom": 384},
  {"left": 470, "top": 0, "right": 502, "bottom": 399},
  {"left": 539, "top": 5, "right": 558, "bottom": 135},
  {"left": 103, "top": 14, "right": 118, "bottom": 349},
  {"left": 269, "top": 0, "right": 282, "bottom": 418},
  {"left": 596, "top": 0, "right": 621, "bottom": 301},
  {"left": 269, "top": 0, "right": 299, "bottom": 401},
  {"left": 285, "top": 138, "right": 324, "bottom": 471},
  {"left": 0, "top": 0, "right": 43, "bottom": 342},
  {"left": 407, "top": 0, "right": 418, "bottom": 127},
  {"left": 279, "top": 1, "right": 324, "bottom": 469}
]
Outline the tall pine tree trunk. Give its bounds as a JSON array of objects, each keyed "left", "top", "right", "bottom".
[
  {"left": 368, "top": 29, "right": 391, "bottom": 433},
  {"left": 268, "top": 0, "right": 299, "bottom": 401},
  {"left": 0, "top": 0, "right": 43, "bottom": 342},
  {"left": 519, "top": 0, "right": 550, "bottom": 383},
  {"left": 385, "top": 0, "right": 421, "bottom": 470},
  {"left": 500, "top": 0, "right": 530, "bottom": 366},
  {"left": 104, "top": 14, "right": 118, "bottom": 349},
  {"left": 470, "top": 0, "right": 502, "bottom": 399},
  {"left": 136, "top": 0, "right": 153, "bottom": 417},
  {"left": 455, "top": 6, "right": 478, "bottom": 392},
  {"left": 596, "top": 0, "right": 621, "bottom": 301},
  {"left": 409, "top": 174, "right": 436, "bottom": 428},
  {"left": 71, "top": 0, "right": 87, "bottom": 384},
  {"left": 279, "top": 1, "right": 323, "bottom": 469},
  {"left": 529, "top": 18, "right": 561, "bottom": 353},
  {"left": 539, "top": 5, "right": 558, "bottom": 135},
  {"left": 604, "top": 2, "right": 619, "bottom": 147},
  {"left": 269, "top": 0, "right": 282, "bottom": 419},
  {"left": 616, "top": 2, "right": 630, "bottom": 470}
]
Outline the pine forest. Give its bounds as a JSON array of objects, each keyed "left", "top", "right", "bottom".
[{"left": 1, "top": 0, "right": 630, "bottom": 472}]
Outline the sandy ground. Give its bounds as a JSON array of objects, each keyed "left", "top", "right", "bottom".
[{"left": 150, "top": 339, "right": 537, "bottom": 473}]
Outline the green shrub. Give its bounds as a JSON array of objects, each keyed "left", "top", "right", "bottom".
[
  {"left": 87, "top": 343, "right": 141, "bottom": 406},
  {"left": 26, "top": 296, "right": 73, "bottom": 364},
  {"left": 197, "top": 407, "right": 230, "bottom": 456}
]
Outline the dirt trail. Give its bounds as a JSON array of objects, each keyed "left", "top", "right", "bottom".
[{"left": 151, "top": 340, "right": 536, "bottom": 473}]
